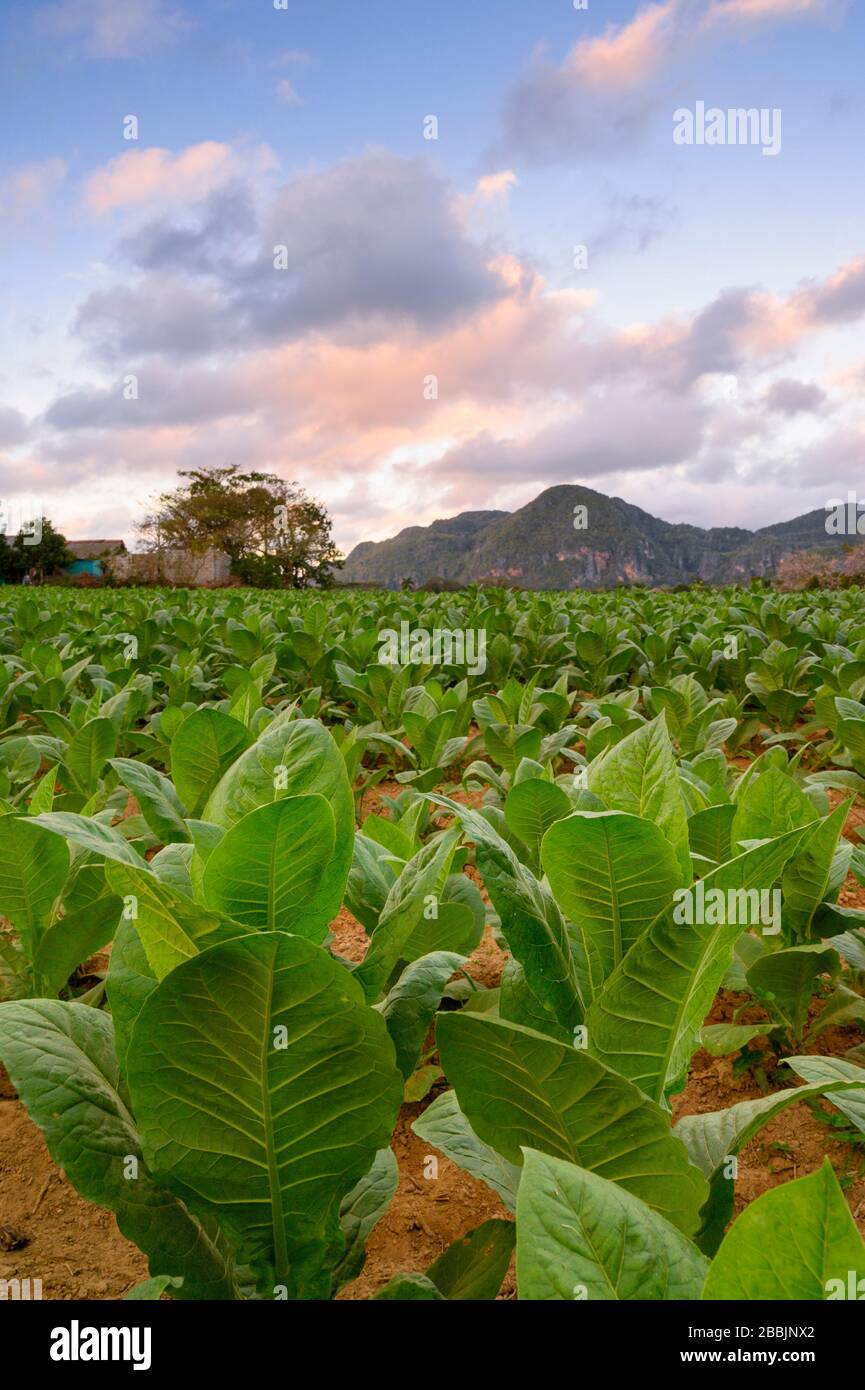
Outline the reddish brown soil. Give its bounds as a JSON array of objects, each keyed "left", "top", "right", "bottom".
[{"left": 0, "top": 1073, "right": 149, "bottom": 1299}]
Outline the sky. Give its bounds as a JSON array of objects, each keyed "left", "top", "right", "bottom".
[{"left": 0, "top": 0, "right": 862, "bottom": 555}]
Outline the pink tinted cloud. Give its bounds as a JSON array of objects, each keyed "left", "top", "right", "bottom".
[
  {"left": 82, "top": 142, "right": 277, "bottom": 215},
  {"left": 703, "top": 0, "right": 838, "bottom": 24},
  {"left": 569, "top": 0, "right": 680, "bottom": 89}
]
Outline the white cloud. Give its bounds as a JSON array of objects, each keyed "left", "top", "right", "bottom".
[{"left": 277, "top": 79, "right": 302, "bottom": 106}]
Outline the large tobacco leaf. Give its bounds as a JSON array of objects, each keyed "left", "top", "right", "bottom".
[
  {"left": 201, "top": 794, "right": 336, "bottom": 942},
  {"left": 542, "top": 810, "right": 680, "bottom": 982},
  {"left": 170, "top": 708, "right": 253, "bottom": 817},
  {"left": 0, "top": 1000, "right": 238, "bottom": 1299},
  {"left": 516, "top": 1150, "right": 708, "bottom": 1300},
  {"left": 126, "top": 931, "right": 403, "bottom": 1298},
  {"left": 704, "top": 1161, "right": 865, "bottom": 1300},
  {"left": 202, "top": 716, "right": 354, "bottom": 933},
  {"left": 587, "top": 826, "right": 808, "bottom": 1105},
  {"left": 436, "top": 1012, "right": 708, "bottom": 1234},
  {"left": 429, "top": 795, "right": 584, "bottom": 1030},
  {"left": 587, "top": 715, "right": 691, "bottom": 878}
]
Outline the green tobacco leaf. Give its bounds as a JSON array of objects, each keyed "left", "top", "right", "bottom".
[
  {"left": 203, "top": 716, "right": 354, "bottom": 934},
  {"left": 587, "top": 827, "right": 807, "bottom": 1106},
  {"left": 105, "top": 861, "right": 243, "bottom": 980},
  {"left": 687, "top": 804, "right": 735, "bottom": 866},
  {"left": 126, "top": 931, "right": 404, "bottom": 1298},
  {"left": 124, "top": 1275, "right": 180, "bottom": 1300},
  {"left": 109, "top": 758, "right": 191, "bottom": 845},
  {"left": 374, "top": 1273, "right": 444, "bottom": 1300},
  {"left": 32, "top": 811, "right": 146, "bottom": 868},
  {"left": 731, "top": 765, "right": 816, "bottom": 847},
  {"left": 587, "top": 715, "right": 691, "bottom": 878},
  {"left": 747, "top": 944, "right": 840, "bottom": 1041},
  {"left": 504, "top": 779, "right": 572, "bottom": 863},
  {"left": 700, "top": 1022, "right": 767, "bottom": 1057},
  {"left": 426, "top": 1218, "right": 515, "bottom": 1300},
  {"left": 381, "top": 950, "right": 466, "bottom": 1079},
  {"left": 27, "top": 765, "right": 58, "bottom": 816},
  {"left": 170, "top": 708, "right": 252, "bottom": 817},
  {"left": 346, "top": 832, "right": 395, "bottom": 934},
  {"left": 105, "top": 915, "right": 158, "bottom": 1071},
  {"left": 64, "top": 717, "right": 117, "bottom": 794},
  {"left": 781, "top": 800, "right": 851, "bottom": 939},
  {"left": 437, "top": 1013, "right": 707, "bottom": 1234},
  {"left": 0, "top": 815, "right": 69, "bottom": 945},
  {"left": 516, "top": 1150, "right": 708, "bottom": 1301},
  {"left": 787, "top": 1055, "right": 865, "bottom": 1137},
  {"left": 362, "top": 813, "right": 415, "bottom": 863},
  {"left": 704, "top": 1160, "right": 865, "bottom": 1299},
  {"left": 542, "top": 811, "right": 680, "bottom": 982},
  {"left": 411, "top": 1089, "right": 521, "bottom": 1212},
  {"left": 500, "top": 956, "right": 572, "bottom": 1043},
  {"left": 333, "top": 1147, "right": 399, "bottom": 1291},
  {"left": 808, "top": 984, "right": 865, "bottom": 1037},
  {"left": 356, "top": 830, "right": 459, "bottom": 1000},
  {"left": 149, "top": 842, "right": 194, "bottom": 897},
  {"left": 0, "top": 1001, "right": 238, "bottom": 1299},
  {"left": 401, "top": 900, "right": 479, "bottom": 959},
  {"left": 202, "top": 795, "right": 336, "bottom": 942},
  {"left": 676, "top": 1067, "right": 865, "bottom": 1184},
  {"left": 431, "top": 796, "right": 583, "bottom": 1031},
  {"left": 33, "top": 892, "right": 122, "bottom": 996}
]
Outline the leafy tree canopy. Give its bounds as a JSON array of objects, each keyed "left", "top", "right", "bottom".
[
  {"left": 138, "top": 467, "right": 343, "bottom": 589},
  {"left": 0, "top": 517, "right": 73, "bottom": 582}
]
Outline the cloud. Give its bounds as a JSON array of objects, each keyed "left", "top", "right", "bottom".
[
  {"left": 270, "top": 50, "right": 312, "bottom": 67},
  {"left": 475, "top": 171, "right": 519, "bottom": 203},
  {"left": 762, "top": 378, "right": 829, "bottom": 414},
  {"left": 73, "top": 152, "right": 509, "bottom": 360},
  {"left": 37, "top": 0, "right": 186, "bottom": 58},
  {"left": 28, "top": 121, "right": 865, "bottom": 553},
  {"left": 277, "top": 79, "right": 302, "bottom": 106},
  {"left": 0, "top": 406, "right": 29, "bottom": 447},
  {"left": 0, "top": 158, "right": 67, "bottom": 227},
  {"left": 496, "top": 0, "right": 843, "bottom": 164},
  {"left": 703, "top": 0, "right": 840, "bottom": 25},
  {"left": 74, "top": 280, "right": 225, "bottom": 361},
  {"left": 82, "top": 141, "right": 277, "bottom": 215},
  {"left": 434, "top": 383, "right": 707, "bottom": 489},
  {"left": 591, "top": 192, "right": 676, "bottom": 257}
]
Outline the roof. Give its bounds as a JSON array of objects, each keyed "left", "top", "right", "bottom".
[{"left": 66, "top": 539, "right": 127, "bottom": 559}]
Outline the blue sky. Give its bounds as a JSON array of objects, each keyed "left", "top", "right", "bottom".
[{"left": 0, "top": 0, "right": 862, "bottom": 552}]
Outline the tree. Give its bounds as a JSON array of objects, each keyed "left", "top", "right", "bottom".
[
  {"left": 138, "top": 467, "right": 343, "bottom": 589},
  {"left": 0, "top": 518, "right": 73, "bottom": 583}
]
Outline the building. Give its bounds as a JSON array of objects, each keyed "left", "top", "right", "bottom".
[
  {"left": 62, "top": 541, "right": 231, "bottom": 585},
  {"left": 65, "top": 539, "right": 127, "bottom": 578},
  {"left": 109, "top": 547, "right": 232, "bottom": 586}
]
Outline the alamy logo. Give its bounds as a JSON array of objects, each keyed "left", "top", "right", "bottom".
[
  {"left": 825, "top": 492, "right": 865, "bottom": 536},
  {"left": 825, "top": 1271, "right": 865, "bottom": 1300},
  {"left": 49, "top": 1321, "right": 152, "bottom": 1371},
  {"left": 378, "top": 621, "right": 486, "bottom": 675},
  {"left": 673, "top": 883, "right": 781, "bottom": 935},
  {"left": 0, "top": 1277, "right": 42, "bottom": 1300},
  {"left": 673, "top": 102, "right": 782, "bottom": 156}
]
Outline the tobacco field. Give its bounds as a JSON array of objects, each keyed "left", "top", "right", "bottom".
[{"left": 1, "top": 582, "right": 865, "bottom": 1302}]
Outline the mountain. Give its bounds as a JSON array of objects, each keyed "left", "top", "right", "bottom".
[{"left": 341, "top": 485, "right": 841, "bottom": 589}]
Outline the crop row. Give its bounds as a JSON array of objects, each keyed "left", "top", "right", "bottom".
[{"left": 0, "top": 584, "right": 863, "bottom": 1300}]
